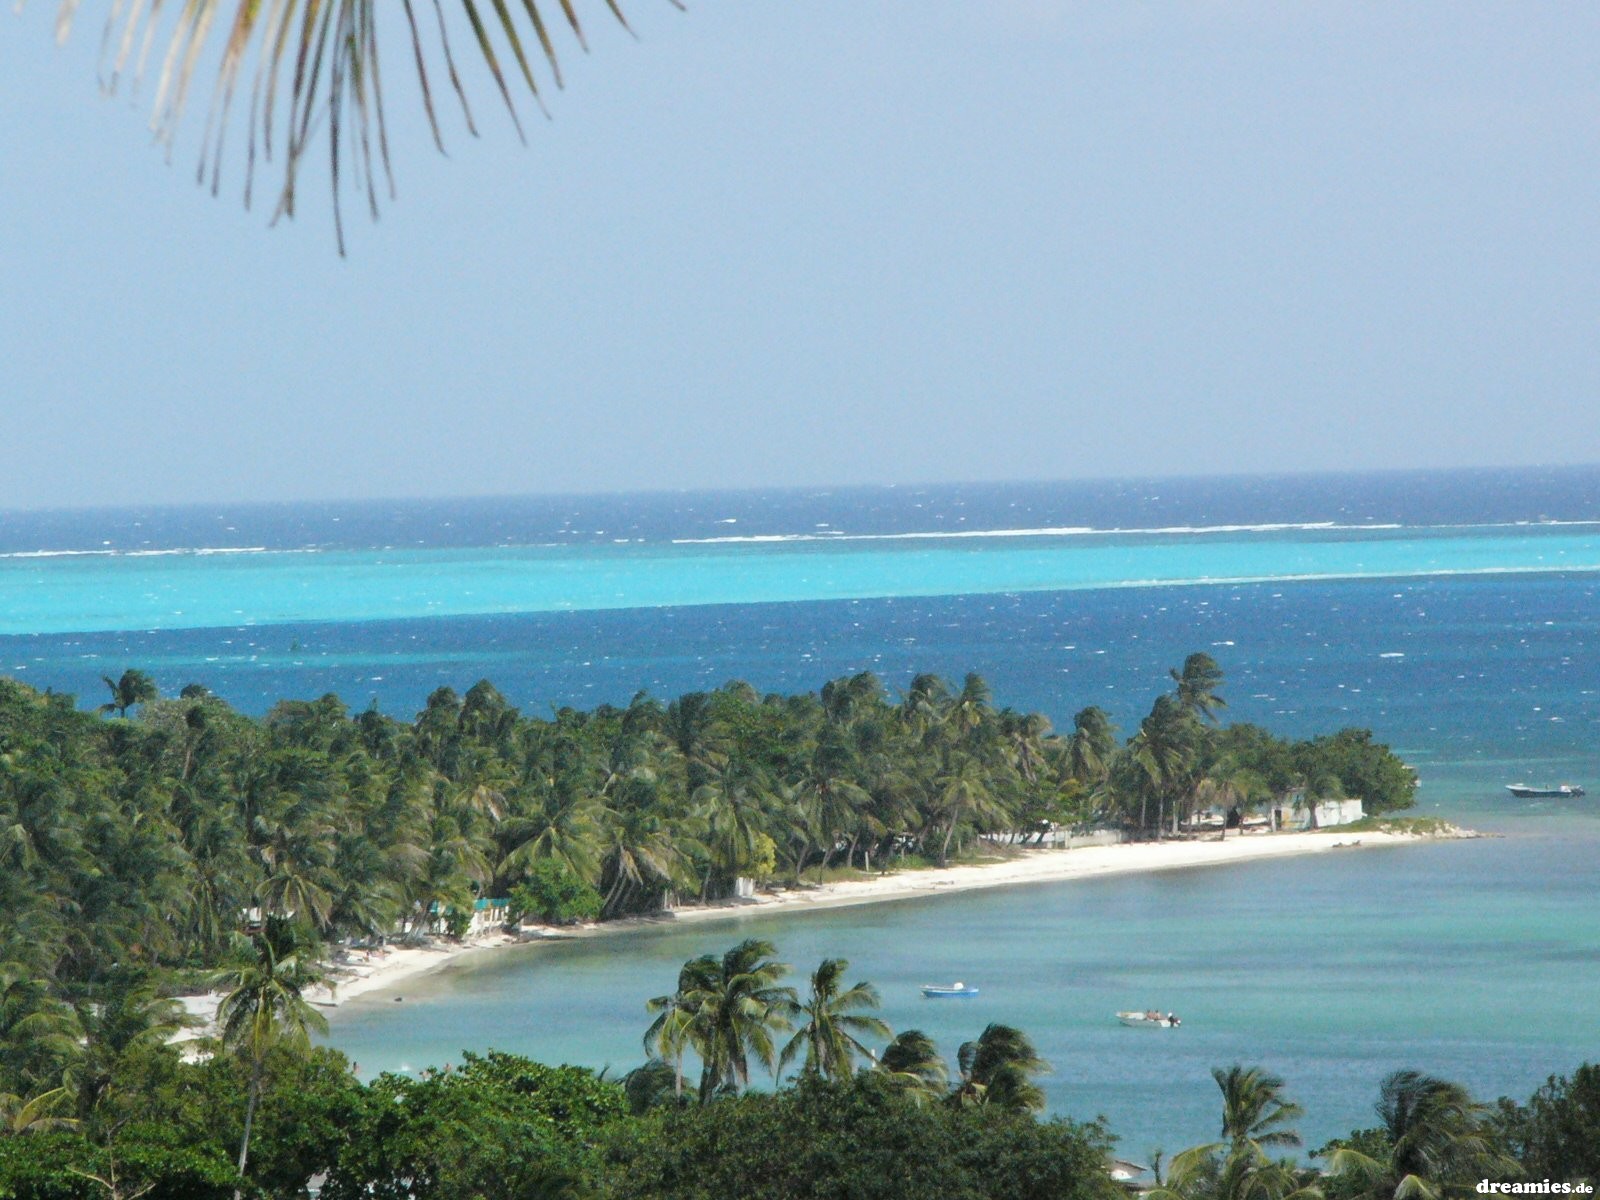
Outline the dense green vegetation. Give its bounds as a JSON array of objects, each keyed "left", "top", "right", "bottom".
[
  {"left": 0, "top": 932, "right": 1591, "bottom": 1198},
  {"left": 0, "top": 658, "right": 1429, "bottom": 1194},
  {"left": 0, "top": 653, "right": 1414, "bottom": 978}
]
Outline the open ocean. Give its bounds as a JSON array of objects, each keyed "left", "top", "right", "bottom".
[{"left": 3, "top": 466, "right": 1597, "bottom": 1157}]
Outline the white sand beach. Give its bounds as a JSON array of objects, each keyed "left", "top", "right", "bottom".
[{"left": 176, "top": 825, "right": 1466, "bottom": 1037}]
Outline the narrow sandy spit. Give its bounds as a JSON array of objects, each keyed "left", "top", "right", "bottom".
[{"left": 178, "top": 827, "right": 1464, "bottom": 1035}]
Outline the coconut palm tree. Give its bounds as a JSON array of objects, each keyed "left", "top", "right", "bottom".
[
  {"left": 596, "top": 800, "right": 694, "bottom": 917},
  {"left": 1067, "top": 706, "right": 1118, "bottom": 787},
  {"left": 497, "top": 772, "right": 606, "bottom": 887},
  {"left": 999, "top": 709, "right": 1053, "bottom": 786},
  {"left": 643, "top": 938, "right": 796, "bottom": 1103},
  {"left": 791, "top": 734, "right": 872, "bottom": 880},
  {"left": 1195, "top": 759, "right": 1271, "bottom": 840},
  {"left": 899, "top": 674, "right": 952, "bottom": 743},
  {"left": 948, "top": 673, "right": 994, "bottom": 740},
  {"left": 874, "top": 1029, "right": 949, "bottom": 1101},
  {"left": 930, "top": 752, "right": 1012, "bottom": 867},
  {"left": 778, "top": 958, "right": 890, "bottom": 1081},
  {"left": 1213, "top": 1064, "right": 1304, "bottom": 1155},
  {"left": 1325, "top": 1070, "right": 1519, "bottom": 1200},
  {"left": 642, "top": 957, "right": 713, "bottom": 1100},
  {"left": 1172, "top": 653, "right": 1228, "bottom": 724},
  {"left": 1145, "top": 1067, "right": 1315, "bottom": 1200},
  {"left": 1130, "top": 694, "right": 1199, "bottom": 838},
  {"left": 211, "top": 917, "right": 328, "bottom": 1197},
  {"left": 663, "top": 692, "right": 730, "bottom": 794},
  {"left": 99, "top": 670, "right": 157, "bottom": 719},
  {"left": 818, "top": 672, "right": 885, "bottom": 728},
  {"left": 953, "top": 1023, "right": 1049, "bottom": 1113},
  {"left": 693, "top": 762, "right": 778, "bottom": 898}
]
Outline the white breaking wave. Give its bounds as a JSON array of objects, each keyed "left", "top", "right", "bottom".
[
  {"left": 669, "top": 517, "right": 1600, "bottom": 546},
  {"left": 0, "top": 546, "right": 280, "bottom": 561},
  {"left": 1080, "top": 564, "right": 1600, "bottom": 592},
  {"left": 673, "top": 521, "right": 1404, "bottom": 545}
]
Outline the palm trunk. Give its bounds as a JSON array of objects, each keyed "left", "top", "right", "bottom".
[
  {"left": 601, "top": 873, "right": 625, "bottom": 919},
  {"left": 234, "top": 1059, "right": 263, "bottom": 1200},
  {"left": 787, "top": 831, "right": 808, "bottom": 884}
]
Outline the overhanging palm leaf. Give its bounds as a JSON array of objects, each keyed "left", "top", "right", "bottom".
[
  {"left": 0, "top": 1085, "right": 78, "bottom": 1135},
  {"left": 44, "top": 1, "right": 678, "bottom": 252}
]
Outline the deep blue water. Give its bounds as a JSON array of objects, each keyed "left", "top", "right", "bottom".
[{"left": 6, "top": 465, "right": 1599, "bottom": 554}]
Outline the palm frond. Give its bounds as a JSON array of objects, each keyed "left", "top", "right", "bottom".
[{"left": 44, "top": 0, "right": 680, "bottom": 253}]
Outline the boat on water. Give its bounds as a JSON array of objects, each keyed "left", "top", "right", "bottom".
[
  {"left": 1117, "top": 1010, "right": 1181, "bottom": 1028},
  {"left": 1506, "top": 784, "right": 1586, "bottom": 799},
  {"left": 921, "top": 981, "right": 980, "bottom": 998}
]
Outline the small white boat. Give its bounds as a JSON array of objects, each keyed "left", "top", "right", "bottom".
[
  {"left": 921, "top": 981, "right": 980, "bottom": 998},
  {"left": 1506, "top": 783, "right": 1585, "bottom": 799},
  {"left": 1117, "top": 1010, "right": 1181, "bottom": 1028}
]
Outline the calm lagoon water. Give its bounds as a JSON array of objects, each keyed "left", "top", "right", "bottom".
[
  {"left": 2, "top": 468, "right": 1597, "bottom": 1155},
  {"left": 324, "top": 802, "right": 1599, "bottom": 1157}
]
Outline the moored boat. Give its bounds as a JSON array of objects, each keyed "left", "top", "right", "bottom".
[
  {"left": 921, "top": 981, "right": 980, "bottom": 998},
  {"left": 1505, "top": 784, "right": 1586, "bottom": 799},
  {"left": 1117, "top": 1010, "right": 1181, "bottom": 1028}
]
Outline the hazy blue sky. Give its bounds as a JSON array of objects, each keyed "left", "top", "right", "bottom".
[{"left": 3, "top": 2, "right": 1598, "bottom": 510}]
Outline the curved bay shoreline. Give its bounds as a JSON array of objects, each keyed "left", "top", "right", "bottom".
[{"left": 229, "top": 825, "right": 1472, "bottom": 1030}]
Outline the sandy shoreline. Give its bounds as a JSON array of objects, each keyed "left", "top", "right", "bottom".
[{"left": 177, "top": 826, "right": 1464, "bottom": 1035}]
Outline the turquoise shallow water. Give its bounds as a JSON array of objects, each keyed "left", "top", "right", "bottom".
[{"left": 4, "top": 526, "right": 1599, "bottom": 635}]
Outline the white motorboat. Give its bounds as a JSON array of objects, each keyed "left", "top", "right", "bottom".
[{"left": 1117, "top": 1010, "right": 1181, "bottom": 1028}]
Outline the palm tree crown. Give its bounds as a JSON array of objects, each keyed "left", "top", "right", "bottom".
[
  {"left": 779, "top": 958, "right": 890, "bottom": 1081},
  {"left": 954, "top": 1023, "right": 1050, "bottom": 1113},
  {"left": 644, "top": 938, "right": 797, "bottom": 1103},
  {"left": 1326, "top": 1070, "right": 1520, "bottom": 1200},
  {"left": 1214, "top": 1063, "right": 1304, "bottom": 1153}
]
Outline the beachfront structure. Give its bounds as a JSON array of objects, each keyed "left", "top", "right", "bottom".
[
  {"left": 424, "top": 897, "right": 512, "bottom": 936},
  {"left": 1296, "top": 797, "right": 1365, "bottom": 829},
  {"left": 1200, "top": 796, "right": 1366, "bottom": 832},
  {"left": 985, "top": 825, "right": 1127, "bottom": 848}
]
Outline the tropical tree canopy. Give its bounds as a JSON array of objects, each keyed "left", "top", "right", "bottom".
[{"left": 39, "top": 1, "right": 678, "bottom": 251}]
